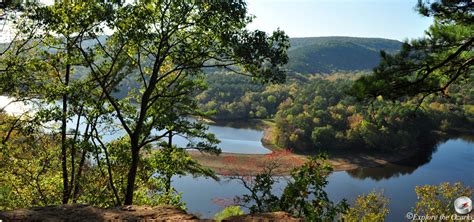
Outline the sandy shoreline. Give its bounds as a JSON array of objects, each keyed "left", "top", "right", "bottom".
[
  {"left": 190, "top": 121, "right": 423, "bottom": 176},
  {"left": 190, "top": 120, "right": 473, "bottom": 176},
  {"left": 189, "top": 148, "right": 420, "bottom": 176}
]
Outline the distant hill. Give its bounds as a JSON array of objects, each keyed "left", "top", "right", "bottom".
[
  {"left": 287, "top": 37, "right": 402, "bottom": 74},
  {"left": 1, "top": 36, "right": 403, "bottom": 75}
]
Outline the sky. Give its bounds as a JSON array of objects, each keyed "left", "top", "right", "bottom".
[
  {"left": 0, "top": 0, "right": 434, "bottom": 42},
  {"left": 246, "top": 0, "right": 434, "bottom": 41}
]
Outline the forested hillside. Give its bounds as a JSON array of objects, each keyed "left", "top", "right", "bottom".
[
  {"left": 197, "top": 72, "right": 473, "bottom": 152},
  {"left": 197, "top": 37, "right": 471, "bottom": 153},
  {"left": 0, "top": 36, "right": 401, "bottom": 76},
  {"left": 195, "top": 37, "right": 404, "bottom": 120},
  {"left": 287, "top": 37, "right": 402, "bottom": 73}
]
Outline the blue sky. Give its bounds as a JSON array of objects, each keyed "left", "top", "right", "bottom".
[
  {"left": 246, "top": 0, "right": 434, "bottom": 41},
  {"left": 1, "top": 0, "right": 434, "bottom": 43}
]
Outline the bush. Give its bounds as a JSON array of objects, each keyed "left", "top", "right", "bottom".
[
  {"left": 234, "top": 155, "right": 349, "bottom": 221},
  {"left": 214, "top": 205, "right": 244, "bottom": 221},
  {"left": 413, "top": 182, "right": 472, "bottom": 218},
  {"left": 343, "top": 191, "right": 389, "bottom": 222}
]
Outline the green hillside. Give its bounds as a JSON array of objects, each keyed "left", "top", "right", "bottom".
[
  {"left": 287, "top": 37, "right": 402, "bottom": 74},
  {"left": 1, "top": 36, "right": 402, "bottom": 75}
]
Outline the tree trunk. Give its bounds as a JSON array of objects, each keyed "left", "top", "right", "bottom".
[
  {"left": 124, "top": 141, "right": 140, "bottom": 205},
  {"left": 165, "top": 173, "right": 171, "bottom": 193},
  {"left": 68, "top": 105, "right": 83, "bottom": 200},
  {"left": 165, "top": 131, "right": 173, "bottom": 193},
  {"left": 61, "top": 62, "right": 70, "bottom": 204},
  {"left": 72, "top": 123, "right": 90, "bottom": 203},
  {"left": 72, "top": 149, "right": 87, "bottom": 203},
  {"left": 94, "top": 128, "right": 121, "bottom": 206}
]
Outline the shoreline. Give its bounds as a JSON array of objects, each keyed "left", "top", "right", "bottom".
[
  {"left": 191, "top": 121, "right": 413, "bottom": 176},
  {"left": 190, "top": 121, "right": 473, "bottom": 176},
  {"left": 189, "top": 147, "right": 422, "bottom": 176}
]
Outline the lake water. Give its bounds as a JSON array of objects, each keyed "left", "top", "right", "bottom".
[
  {"left": 172, "top": 128, "right": 473, "bottom": 221},
  {"left": 78, "top": 119, "right": 271, "bottom": 154},
  {"left": 92, "top": 120, "right": 272, "bottom": 154},
  {"left": 2, "top": 96, "right": 473, "bottom": 221},
  {"left": 181, "top": 120, "right": 271, "bottom": 154},
  {"left": 0, "top": 96, "right": 270, "bottom": 154}
]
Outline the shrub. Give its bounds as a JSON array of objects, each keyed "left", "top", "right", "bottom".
[
  {"left": 413, "top": 182, "right": 472, "bottom": 218},
  {"left": 343, "top": 190, "right": 389, "bottom": 222},
  {"left": 214, "top": 205, "right": 245, "bottom": 221}
]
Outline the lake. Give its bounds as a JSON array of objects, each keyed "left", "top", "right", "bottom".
[
  {"left": 93, "top": 119, "right": 272, "bottom": 154},
  {"left": 0, "top": 96, "right": 270, "bottom": 154},
  {"left": 2, "top": 96, "right": 472, "bottom": 221},
  {"left": 176, "top": 120, "right": 271, "bottom": 154},
  {"left": 95, "top": 119, "right": 272, "bottom": 154},
  {"left": 171, "top": 123, "right": 473, "bottom": 221}
]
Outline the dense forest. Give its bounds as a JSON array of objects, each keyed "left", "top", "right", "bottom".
[
  {"left": 195, "top": 36, "right": 402, "bottom": 120},
  {"left": 287, "top": 37, "right": 402, "bottom": 73},
  {"left": 197, "top": 72, "right": 473, "bottom": 152},
  {"left": 196, "top": 32, "right": 472, "bottom": 152}
]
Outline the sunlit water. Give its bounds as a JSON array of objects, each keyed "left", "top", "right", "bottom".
[
  {"left": 173, "top": 138, "right": 473, "bottom": 221},
  {"left": 2, "top": 96, "right": 473, "bottom": 221},
  {"left": 87, "top": 120, "right": 271, "bottom": 154},
  {"left": 0, "top": 96, "right": 270, "bottom": 154}
]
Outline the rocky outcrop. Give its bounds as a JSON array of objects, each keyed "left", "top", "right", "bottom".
[
  {"left": 0, "top": 204, "right": 207, "bottom": 222},
  {"left": 0, "top": 205, "right": 301, "bottom": 222}
]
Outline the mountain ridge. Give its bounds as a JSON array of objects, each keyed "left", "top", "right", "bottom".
[
  {"left": 0, "top": 36, "right": 403, "bottom": 74},
  {"left": 286, "top": 36, "right": 403, "bottom": 74}
]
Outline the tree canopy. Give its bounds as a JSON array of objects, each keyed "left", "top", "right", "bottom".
[
  {"left": 352, "top": 0, "right": 473, "bottom": 103},
  {"left": 0, "top": 0, "right": 289, "bottom": 205}
]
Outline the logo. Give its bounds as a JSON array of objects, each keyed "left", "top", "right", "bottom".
[{"left": 454, "top": 196, "right": 472, "bottom": 215}]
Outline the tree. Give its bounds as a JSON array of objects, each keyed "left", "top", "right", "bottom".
[
  {"left": 343, "top": 191, "right": 389, "bottom": 222},
  {"left": 1, "top": 0, "right": 288, "bottom": 206},
  {"left": 34, "top": 2, "right": 112, "bottom": 204},
  {"left": 214, "top": 206, "right": 245, "bottom": 222},
  {"left": 77, "top": 0, "right": 289, "bottom": 205},
  {"left": 278, "top": 155, "right": 348, "bottom": 221},
  {"left": 0, "top": 113, "right": 62, "bottom": 209},
  {"left": 0, "top": 1, "right": 116, "bottom": 204},
  {"left": 233, "top": 155, "right": 348, "bottom": 221},
  {"left": 148, "top": 141, "right": 218, "bottom": 207},
  {"left": 3, "top": 1, "right": 123, "bottom": 207},
  {"left": 413, "top": 182, "right": 472, "bottom": 218},
  {"left": 352, "top": 0, "right": 473, "bottom": 104}
]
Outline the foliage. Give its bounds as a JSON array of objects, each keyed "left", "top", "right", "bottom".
[
  {"left": 234, "top": 155, "right": 348, "bottom": 221},
  {"left": 147, "top": 145, "right": 218, "bottom": 209},
  {"left": 343, "top": 191, "right": 389, "bottom": 222},
  {"left": 214, "top": 205, "right": 245, "bottom": 222},
  {"left": 352, "top": 0, "right": 473, "bottom": 102},
  {"left": 279, "top": 155, "right": 349, "bottom": 221},
  {"left": 413, "top": 182, "right": 472, "bottom": 218},
  {"left": 288, "top": 37, "right": 401, "bottom": 74},
  {"left": 273, "top": 74, "right": 472, "bottom": 152},
  {"left": 196, "top": 72, "right": 295, "bottom": 120},
  {"left": 1, "top": 0, "right": 289, "bottom": 206},
  {"left": 0, "top": 113, "right": 62, "bottom": 210},
  {"left": 0, "top": 0, "right": 119, "bottom": 204}
]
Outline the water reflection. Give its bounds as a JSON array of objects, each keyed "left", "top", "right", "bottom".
[
  {"left": 345, "top": 148, "right": 434, "bottom": 181},
  {"left": 345, "top": 134, "right": 463, "bottom": 181},
  {"left": 346, "top": 164, "right": 417, "bottom": 181},
  {"left": 208, "top": 119, "right": 266, "bottom": 131},
  {"left": 176, "top": 138, "right": 473, "bottom": 220}
]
